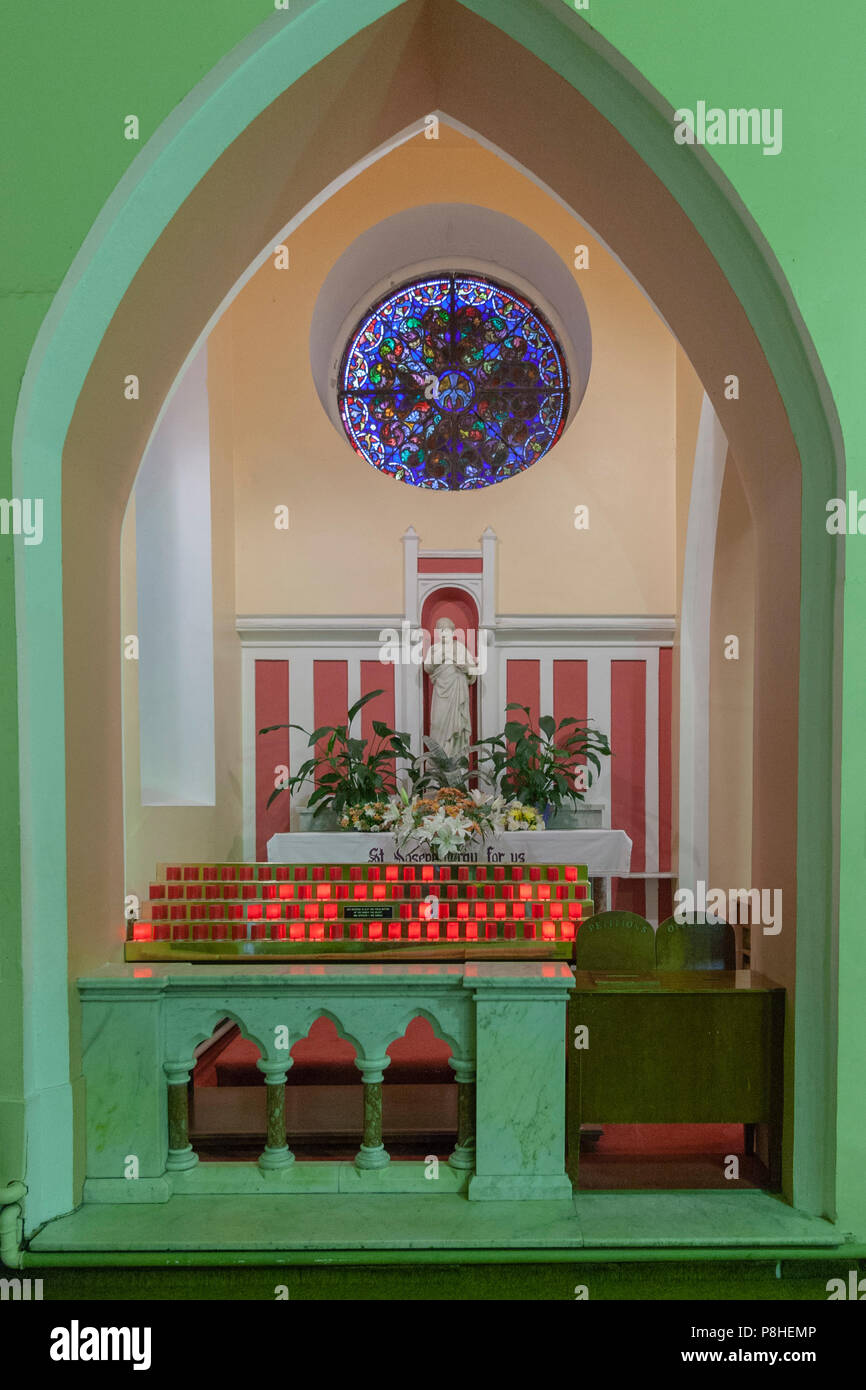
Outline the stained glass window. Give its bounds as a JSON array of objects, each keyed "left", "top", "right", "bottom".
[{"left": 338, "top": 273, "right": 570, "bottom": 489}]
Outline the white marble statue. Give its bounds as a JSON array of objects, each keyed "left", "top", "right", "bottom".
[{"left": 423, "top": 617, "right": 478, "bottom": 760}]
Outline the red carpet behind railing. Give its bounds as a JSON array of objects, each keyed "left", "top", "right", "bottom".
[{"left": 196, "top": 1015, "right": 453, "bottom": 1087}]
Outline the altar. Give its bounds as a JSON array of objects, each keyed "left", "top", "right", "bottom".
[
  {"left": 267, "top": 829, "right": 632, "bottom": 914},
  {"left": 267, "top": 829, "right": 631, "bottom": 871}
]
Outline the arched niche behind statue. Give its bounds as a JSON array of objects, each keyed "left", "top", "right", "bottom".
[{"left": 419, "top": 586, "right": 480, "bottom": 763}]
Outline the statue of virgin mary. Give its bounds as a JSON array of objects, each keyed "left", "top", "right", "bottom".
[{"left": 422, "top": 617, "right": 479, "bottom": 761}]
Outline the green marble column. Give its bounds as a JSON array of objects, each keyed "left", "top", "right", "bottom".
[
  {"left": 448, "top": 1056, "right": 476, "bottom": 1170},
  {"left": 354, "top": 1056, "right": 391, "bottom": 1170},
  {"left": 163, "top": 1060, "right": 198, "bottom": 1172},
  {"left": 256, "top": 1058, "right": 294, "bottom": 1170}
]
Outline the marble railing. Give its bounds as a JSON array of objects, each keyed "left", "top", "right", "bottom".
[{"left": 78, "top": 961, "right": 575, "bottom": 1202}]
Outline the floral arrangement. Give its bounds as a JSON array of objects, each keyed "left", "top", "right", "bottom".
[
  {"left": 339, "top": 786, "right": 544, "bottom": 859},
  {"left": 338, "top": 801, "right": 392, "bottom": 832}
]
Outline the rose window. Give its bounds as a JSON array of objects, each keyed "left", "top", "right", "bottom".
[{"left": 338, "top": 273, "right": 570, "bottom": 489}]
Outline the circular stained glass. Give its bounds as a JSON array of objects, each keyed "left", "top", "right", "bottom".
[{"left": 337, "top": 273, "right": 570, "bottom": 489}]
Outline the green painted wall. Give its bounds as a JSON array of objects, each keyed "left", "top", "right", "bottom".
[{"left": 2, "top": 0, "right": 863, "bottom": 1240}]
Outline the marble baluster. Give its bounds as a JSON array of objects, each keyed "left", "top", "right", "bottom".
[
  {"left": 354, "top": 1055, "right": 391, "bottom": 1169},
  {"left": 164, "top": 1059, "right": 199, "bottom": 1171},
  {"left": 257, "top": 1058, "right": 295, "bottom": 1169},
  {"left": 448, "top": 1056, "right": 477, "bottom": 1169}
]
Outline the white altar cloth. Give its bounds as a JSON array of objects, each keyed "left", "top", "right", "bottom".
[{"left": 267, "top": 829, "right": 632, "bottom": 873}]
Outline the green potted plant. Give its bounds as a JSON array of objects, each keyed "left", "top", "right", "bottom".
[
  {"left": 481, "top": 704, "right": 612, "bottom": 828},
  {"left": 258, "top": 690, "right": 413, "bottom": 831}
]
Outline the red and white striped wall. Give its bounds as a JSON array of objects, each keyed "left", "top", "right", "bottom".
[
  {"left": 491, "top": 622, "right": 674, "bottom": 921},
  {"left": 240, "top": 615, "right": 675, "bottom": 920}
]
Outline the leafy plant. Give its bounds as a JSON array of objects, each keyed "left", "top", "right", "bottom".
[
  {"left": 480, "top": 704, "right": 612, "bottom": 815},
  {"left": 404, "top": 737, "right": 487, "bottom": 797},
  {"left": 258, "top": 690, "right": 413, "bottom": 816}
]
